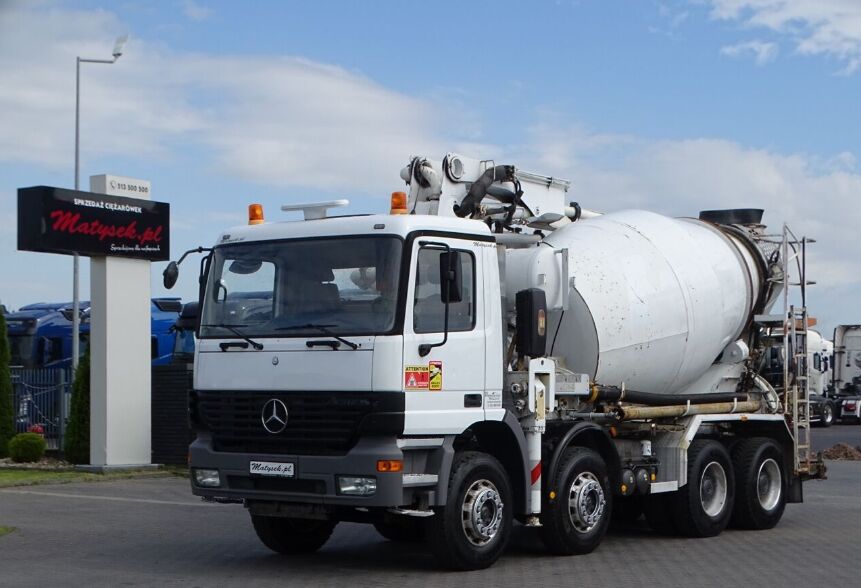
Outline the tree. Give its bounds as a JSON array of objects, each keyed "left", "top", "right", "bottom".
[
  {"left": 63, "top": 350, "right": 90, "bottom": 464},
  {"left": 0, "top": 313, "right": 14, "bottom": 457}
]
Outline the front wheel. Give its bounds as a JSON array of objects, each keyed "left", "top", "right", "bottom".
[
  {"left": 539, "top": 447, "right": 612, "bottom": 555},
  {"left": 251, "top": 515, "right": 337, "bottom": 554},
  {"left": 671, "top": 439, "right": 735, "bottom": 537},
  {"left": 426, "top": 451, "right": 513, "bottom": 570}
]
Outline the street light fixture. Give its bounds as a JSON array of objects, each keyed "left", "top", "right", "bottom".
[{"left": 72, "top": 35, "right": 128, "bottom": 372}]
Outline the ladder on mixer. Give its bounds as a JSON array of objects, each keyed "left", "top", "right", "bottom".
[
  {"left": 785, "top": 305, "right": 811, "bottom": 475},
  {"left": 777, "top": 225, "right": 819, "bottom": 477},
  {"left": 756, "top": 225, "right": 821, "bottom": 477}
]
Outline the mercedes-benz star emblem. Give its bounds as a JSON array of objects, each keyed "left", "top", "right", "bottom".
[{"left": 261, "top": 399, "right": 288, "bottom": 434}]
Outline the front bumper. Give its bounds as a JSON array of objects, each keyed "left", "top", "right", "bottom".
[{"left": 189, "top": 433, "right": 437, "bottom": 508}]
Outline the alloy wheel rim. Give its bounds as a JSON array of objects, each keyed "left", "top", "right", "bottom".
[
  {"left": 757, "top": 458, "right": 782, "bottom": 511},
  {"left": 700, "top": 461, "right": 728, "bottom": 518},
  {"left": 461, "top": 479, "right": 504, "bottom": 546},
  {"left": 567, "top": 472, "right": 606, "bottom": 532}
]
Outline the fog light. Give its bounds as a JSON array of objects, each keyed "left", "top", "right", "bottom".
[
  {"left": 193, "top": 468, "right": 221, "bottom": 487},
  {"left": 338, "top": 476, "right": 377, "bottom": 496}
]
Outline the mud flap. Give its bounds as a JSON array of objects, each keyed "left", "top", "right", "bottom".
[{"left": 787, "top": 475, "right": 803, "bottom": 504}]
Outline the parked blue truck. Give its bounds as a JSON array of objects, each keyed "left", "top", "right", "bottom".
[
  {"left": 5, "top": 298, "right": 183, "bottom": 368},
  {"left": 6, "top": 298, "right": 185, "bottom": 446}
]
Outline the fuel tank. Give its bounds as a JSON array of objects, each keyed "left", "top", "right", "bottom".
[{"left": 506, "top": 209, "right": 772, "bottom": 394}]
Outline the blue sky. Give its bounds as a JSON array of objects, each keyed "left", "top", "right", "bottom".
[{"left": 1, "top": 0, "right": 860, "bottom": 334}]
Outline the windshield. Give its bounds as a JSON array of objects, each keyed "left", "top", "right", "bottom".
[{"left": 200, "top": 236, "right": 402, "bottom": 338}]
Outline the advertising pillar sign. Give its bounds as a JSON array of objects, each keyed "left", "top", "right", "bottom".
[
  {"left": 88, "top": 175, "right": 157, "bottom": 467},
  {"left": 17, "top": 177, "right": 169, "bottom": 468}
]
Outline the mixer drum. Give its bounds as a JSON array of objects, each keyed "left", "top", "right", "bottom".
[{"left": 508, "top": 210, "right": 767, "bottom": 394}]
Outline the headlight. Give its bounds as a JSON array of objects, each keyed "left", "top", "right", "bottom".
[
  {"left": 193, "top": 468, "right": 221, "bottom": 487},
  {"left": 338, "top": 476, "right": 376, "bottom": 496}
]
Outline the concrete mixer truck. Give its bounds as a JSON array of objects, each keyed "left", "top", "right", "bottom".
[{"left": 164, "top": 153, "right": 823, "bottom": 570}]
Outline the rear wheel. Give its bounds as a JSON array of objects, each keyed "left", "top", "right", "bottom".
[
  {"left": 251, "top": 515, "right": 337, "bottom": 554},
  {"left": 730, "top": 438, "right": 786, "bottom": 530},
  {"left": 539, "top": 447, "right": 612, "bottom": 555},
  {"left": 671, "top": 439, "right": 735, "bottom": 537},
  {"left": 823, "top": 402, "right": 835, "bottom": 427},
  {"left": 426, "top": 451, "right": 512, "bottom": 570}
]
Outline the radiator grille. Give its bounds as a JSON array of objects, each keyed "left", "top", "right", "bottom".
[{"left": 195, "top": 391, "right": 401, "bottom": 456}]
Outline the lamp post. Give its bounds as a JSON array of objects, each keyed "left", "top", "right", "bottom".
[{"left": 72, "top": 35, "right": 128, "bottom": 372}]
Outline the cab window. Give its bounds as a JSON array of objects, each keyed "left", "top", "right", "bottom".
[{"left": 413, "top": 248, "right": 475, "bottom": 334}]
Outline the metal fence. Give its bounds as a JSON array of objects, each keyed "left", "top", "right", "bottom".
[{"left": 10, "top": 367, "right": 73, "bottom": 453}]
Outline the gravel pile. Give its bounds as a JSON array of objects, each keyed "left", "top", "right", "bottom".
[{"left": 822, "top": 443, "right": 861, "bottom": 460}]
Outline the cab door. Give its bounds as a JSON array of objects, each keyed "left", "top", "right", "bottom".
[{"left": 402, "top": 237, "right": 485, "bottom": 435}]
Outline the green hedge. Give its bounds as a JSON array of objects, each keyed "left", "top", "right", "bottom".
[
  {"left": 0, "top": 313, "right": 14, "bottom": 458},
  {"left": 9, "top": 432, "right": 46, "bottom": 463},
  {"left": 63, "top": 351, "right": 90, "bottom": 464}
]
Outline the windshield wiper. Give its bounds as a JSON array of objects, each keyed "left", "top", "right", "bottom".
[
  {"left": 201, "top": 323, "right": 264, "bottom": 351},
  {"left": 276, "top": 323, "right": 360, "bottom": 350}
]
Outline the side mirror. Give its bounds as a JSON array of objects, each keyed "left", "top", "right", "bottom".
[
  {"left": 439, "top": 251, "right": 463, "bottom": 303},
  {"left": 163, "top": 261, "right": 179, "bottom": 289}
]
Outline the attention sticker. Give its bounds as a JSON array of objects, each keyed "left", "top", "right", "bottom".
[
  {"left": 429, "top": 361, "right": 442, "bottom": 391},
  {"left": 404, "top": 362, "right": 443, "bottom": 390}
]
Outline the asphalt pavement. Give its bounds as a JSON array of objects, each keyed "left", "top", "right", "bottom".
[
  {"left": 811, "top": 419, "right": 861, "bottom": 451},
  {"left": 1, "top": 457, "right": 860, "bottom": 588}
]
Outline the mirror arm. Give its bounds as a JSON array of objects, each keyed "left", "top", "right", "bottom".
[{"left": 176, "top": 246, "right": 212, "bottom": 267}]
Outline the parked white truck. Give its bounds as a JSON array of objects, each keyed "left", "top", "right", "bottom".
[
  {"left": 804, "top": 330, "right": 836, "bottom": 426},
  {"left": 164, "top": 153, "right": 823, "bottom": 570},
  {"left": 833, "top": 325, "right": 861, "bottom": 422}
]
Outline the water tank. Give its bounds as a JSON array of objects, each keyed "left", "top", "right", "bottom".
[{"left": 506, "top": 210, "right": 769, "bottom": 394}]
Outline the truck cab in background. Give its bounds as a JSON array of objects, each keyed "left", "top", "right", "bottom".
[
  {"left": 5, "top": 298, "right": 183, "bottom": 368},
  {"left": 807, "top": 330, "right": 836, "bottom": 427},
  {"left": 834, "top": 325, "right": 861, "bottom": 422}
]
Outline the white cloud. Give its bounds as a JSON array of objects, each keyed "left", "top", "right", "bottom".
[
  {"left": 720, "top": 39, "right": 779, "bottom": 65},
  {"left": 512, "top": 123, "right": 861, "bottom": 331},
  {"left": 182, "top": 0, "right": 212, "bottom": 21},
  {"left": 0, "top": 3, "right": 449, "bottom": 194},
  {"left": 707, "top": 0, "right": 861, "bottom": 73}
]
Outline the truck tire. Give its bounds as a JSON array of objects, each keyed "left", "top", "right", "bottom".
[
  {"left": 644, "top": 493, "right": 678, "bottom": 535},
  {"left": 822, "top": 403, "right": 835, "bottom": 427},
  {"left": 730, "top": 438, "right": 786, "bottom": 530},
  {"left": 373, "top": 518, "right": 425, "bottom": 542},
  {"left": 671, "top": 439, "right": 735, "bottom": 537},
  {"left": 539, "top": 447, "right": 611, "bottom": 555},
  {"left": 251, "top": 515, "right": 337, "bottom": 554},
  {"left": 426, "top": 451, "right": 513, "bottom": 570}
]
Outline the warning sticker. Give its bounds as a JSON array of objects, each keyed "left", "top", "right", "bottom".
[
  {"left": 429, "top": 361, "right": 443, "bottom": 391},
  {"left": 404, "top": 365, "right": 429, "bottom": 389}
]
